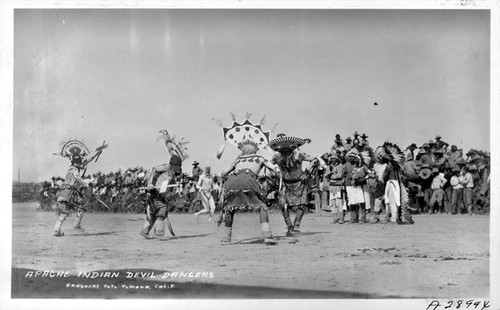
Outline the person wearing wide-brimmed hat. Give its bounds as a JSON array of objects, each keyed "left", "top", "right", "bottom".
[
  {"left": 434, "top": 135, "right": 449, "bottom": 151},
  {"left": 405, "top": 143, "right": 418, "bottom": 160},
  {"left": 417, "top": 163, "right": 433, "bottom": 214},
  {"left": 192, "top": 161, "right": 203, "bottom": 182},
  {"left": 269, "top": 134, "right": 319, "bottom": 235},
  {"left": 344, "top": 136, "right": 353, "bottom": 152},
  {"left": 446, "top": 145, "right": 463, "bottom": 169},
  {"left": 449, "top": 166, "right": 464, "bottom": 215},
  {"left": 460, "top": 165, "right": 475, "bottom": 215},
  {"left": 429, "top": 167, "right": 447, "bottom": 214},
  {"left": 403, "top": 150, "right": 420, "bottom": 181},
  {"left": 433, "top": 148, "right": 447, "bottom": 170},
  {"left": 427, "top": 139, "right": 437, "bottom": 150},
  {"left": 476, "top": 159, "right": 490, "bottom": 204},
  {"left": 406, "top": 143, "right": 418, "bottom": 151},
  {"left": 360, "top": 133, "right": 369, "bottom": 147},
  {"left": 419, "top": 144, "right": 436, "bottom": 167}
]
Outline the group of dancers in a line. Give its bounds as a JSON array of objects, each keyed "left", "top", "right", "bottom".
[{"left": 52, "top": 115, "right": 410, "bottom": 245}]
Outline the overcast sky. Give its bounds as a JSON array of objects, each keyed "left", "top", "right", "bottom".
[{"left": 12, "top": 9, "right": 490, "bottom": 182}]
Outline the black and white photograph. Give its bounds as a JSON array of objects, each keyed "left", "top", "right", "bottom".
[{"left": 1, "top": 1, "right": 498, "bottom": 309}]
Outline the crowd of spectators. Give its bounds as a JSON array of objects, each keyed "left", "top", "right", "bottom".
[
  {"left": 321, "top": 132, "right": 490, "bottom": 220},
  {"left": 38, "top": 132, "right": 490, "bottom": 217},
  {"left": 39, "top": 166, "right": 223, "bottom": 213}
]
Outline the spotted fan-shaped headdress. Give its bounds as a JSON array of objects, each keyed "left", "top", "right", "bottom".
[
  {"left": 268, "top": 133, "right": 311, "bottom": 153},
  {"left": 213, "top": 113, "right": 271, "bottom": 159},
  {"left": 374, "top": 141, "right": 405, "bottom": 169},
  {"left": 54, "top": 139, "right": 90, "bottom": 164}
]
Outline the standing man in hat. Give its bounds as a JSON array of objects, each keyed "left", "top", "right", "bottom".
[
  {"left": 192, "top": 161, "right": 203, "bottom": 182},
  {"left": 447, "top": 145, "right": 463, "bottom": 169},
  {"left": 434, "top": 135, "right": 449, "bottom": 151},
  {"left": 53, "top": 139, "right": 108, "bottom": 237},
  {"left": 352, "top": 131, "right": 362, "bottom": 151},
  {"left": 450, "top": 167, "right": 464, "bottom": 215},
  {"left": 419, "top": 143, "right": 436, "bottom": 167},
  {"left": 344, "top": 137, "right": 353, "bottom": 152},
  {"left": 433, "top": 149, "right": 447, "bottom": 170},
  {"left": 140, "top": 130, "right": 188, "bottom": 239},
  {"left": 269, "top": 134, "right": 319, "bottom": 235},
  {"left": 427, "top": 139, "right": 437, "bottom": 151},
  {"left": 360, "top": 133, "right": 369, "bottom": 147},
  {"left": 429, "top": 167, "right": 447, "bottom": 214},
  {"left": 461, "top": 165, "right": 475, "bottom": 215},
  {"left": 417, "top": 163, "right": 433, "bottom": 214},
  {"left": 406, "top": 143, "right": 418, "bottom": 161}
]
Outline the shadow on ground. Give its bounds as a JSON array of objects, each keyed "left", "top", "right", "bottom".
[
  {"left": 64, "top": 231, "right": 121, "bottom": 237},
  {"left": 157, "top": 233, "right": 214, "bottom": 241}
]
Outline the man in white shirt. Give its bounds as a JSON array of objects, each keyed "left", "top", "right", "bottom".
[
  {"left": 429, "top": 168, "right": 447, "bottom": 214},
  {"left": 449, "top": 167, "right": 463, "bottom": 214},
  {"left": 461, "top": 165, "right": 475, "bottom": 215}
]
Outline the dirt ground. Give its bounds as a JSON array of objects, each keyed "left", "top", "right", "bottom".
[{"left": 10, "top": 202, "right": 490, "bottom": 299}]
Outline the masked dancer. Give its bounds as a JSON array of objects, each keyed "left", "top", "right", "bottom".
[
  {"left": 215, "top": 114, "right": 280, "bottom": 245},
  {"left": 268, "top": 134, "right": 321, "bottom": 236},
  {"left": 53, "top": 139, "right": 108, "bottom": 236},
  {"left": 140, "top": 130, "right": 188, "bottom": 239}
]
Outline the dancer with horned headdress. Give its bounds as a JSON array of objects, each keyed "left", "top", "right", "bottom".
[
  {"left": 53, "top": 139, "right": 108, "bottom": 236},
  {"left": 215, "top": 113, "right": 280, "bottom": 245},
  {"left": 140, "top": 130, "right": 188, "bottom": 239},
  {"left": 268, "top": 134, "right": 324, "bottom": 236},
  {"left": 374, "top": 142, "right": 414, "bottom": 224}
]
